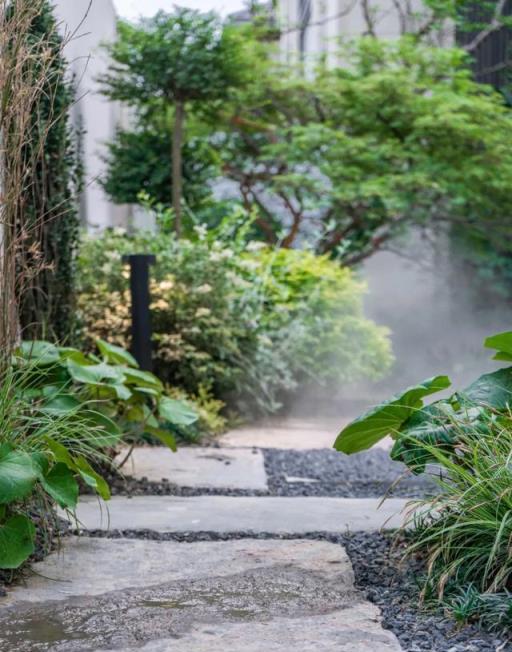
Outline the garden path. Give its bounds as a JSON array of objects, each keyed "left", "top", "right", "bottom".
[{"left": 0, "top": 420, "right": 408, "bottom": 651}]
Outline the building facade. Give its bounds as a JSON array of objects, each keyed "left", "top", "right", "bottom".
[
  {"left": 52, "top": 0, "right": 130, "bottom": 231},
  {"left": 279, "top": 0, "right": 452, "bottom": 64}
]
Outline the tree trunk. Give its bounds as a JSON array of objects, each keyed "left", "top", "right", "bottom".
[{"left": 172, "top": 100, "right": 185, "bottom": 238}]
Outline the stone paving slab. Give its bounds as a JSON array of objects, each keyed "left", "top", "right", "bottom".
[
  {"left": 114, "top": 607, "right": 402, "bottom": 652},
  {"left": 219, "top": 420, "right": 340, "bottom": 449},
  {"left": 68, "top": 495, "right": 409, "bottom": 533},
  {"left": 3, "top": 538, "right": 353, "bottom": 604},
  {"left": 219, "top": 418, "right": 393, "bottom": 450},
  {"left": 116, "top": 446, "right": 267, "bottom": 490},
  {"left": 0, "top": 538, "right": 402, "bottom": 651}
]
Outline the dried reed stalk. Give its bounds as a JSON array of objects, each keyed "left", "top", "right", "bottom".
[{"left": 0, "top": 0, "right": 71, "bottom": 362}]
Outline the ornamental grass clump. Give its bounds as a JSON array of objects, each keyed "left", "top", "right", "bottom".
[
  {"left": 335, "top": 329, "right": 512, "bottom": 633},
  {"left": 407, "top": 421, "right": 512, "bottom": 598}
]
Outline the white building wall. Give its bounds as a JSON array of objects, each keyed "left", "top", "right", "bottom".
[
  {"left": 52, "top": 0, "right": 130, "bottom": 231},
  {"left": 279, "top": 0, "right": 449, "bottom": 63}
]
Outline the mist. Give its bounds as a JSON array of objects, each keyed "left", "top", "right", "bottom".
[{"left": 287, "top": 227, "right": 512, "bottom": 422}]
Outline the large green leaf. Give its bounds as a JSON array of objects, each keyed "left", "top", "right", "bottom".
[
  {"left": 58, "top": 348, "right": 93, "bottom": 366},
  {"left": 40, "top": 463, "right": 78, "bottom": 509},
  {"left": 75, "top": 457, "right": 111, "bottom": 501},
  {"left": 45, "top": 437, "right": 75, "bottom": 469},
  {"left": 0, "top": 448, "right": 39, "bottom": 504},
  {"left": 145, "top": 426, "right": 177, "bottom": 452},
  {"left": 461, "top": 368, "right": 512, "bottom": 410},
  {"left": 390, "top": 402, "right": 458, "bottom": 472},
  {"left": 158, "top": 397, "right": 198, "bottom": 426},
  {"left": 18, "top": 341, "right": 60, "bottom": 365},
  {"left": 333, "top": 376, "right": 451, "bottom": 454},
  {"left": 122, "top": 367, "right": 163, "bottom": 390},
  {"left": 97, "top": 340, "right": 138, "bottom": 368},
  {"left": 40, "top": 394, "right": 81, "bottom": 415},
  {"left": 484, "top": 331, "right": 512, "bottom": 361},
  {"left": 85, "top": 382, "right": 132, "bottom": 401},
  {"left": 0, "top": 515, "right": 35, "bottom": 569},
  {"left": 66, "top": 360, "right": 125, "bottom": 385}
]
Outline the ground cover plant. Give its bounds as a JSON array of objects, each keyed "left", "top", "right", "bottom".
[
  {"left": 335, "top": 331, "right": 512, "bottom": 634},
  {"left": 0, "top": 339, "right": 197, "bottom": 571},
  {"left": 77, "top": 207, "right": 392, "bottom": 416}
]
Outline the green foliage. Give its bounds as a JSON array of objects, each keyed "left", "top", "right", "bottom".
[
  {"left": 100, "top": 8, "right": 250, "bottom": 231},
  {"left": 406, "top": 423, "right": 512, "bottom": 633},
  {"left": 218, "top": 37, "right": 512, "bottom": 264},
  {"left": 15, "top": 339, "right": 198, "bottom": 450},
  {"left": 0, "top": 515, "right": 35, "bottom": 569},
  {"left": 338, "top": 329, "right": 512, "bottom": 632},
  {"left": 0, "top": 338, "right": 198, "bottom": 570},
  {"left": 101, "top": 123, "right": 218, "bottom": 210},
  {"left": 17, "top": 0, "right": 81, "bottom": 341},
  {"left": 335, "top": 331, "right": 512, "bottom": 473},
  {"left": 334, "top": 376, "right": 451, "bottom": 455},
  {"left": 246, "top": 247, "right": 392, "bottom": 389},
  {"left": 77, "top": 212, "right": 392, "bottom": 415},
  {"left": 0, "top": 364, "right": 108, "bottom": 569},
  {"left": 100, "top": 9, "right": 248, "bottom": 108}
]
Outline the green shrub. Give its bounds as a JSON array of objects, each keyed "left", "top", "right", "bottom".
[
  {"left": 16, "top": 339, "right": 198, "bottom": 451},
  {"left": 0, "top": 338, "right": 197, "bottom": 570},
  {"left": 0, "top": 364, "right": 109, "bottom": 570},
  {"left": 335, "top": 330, "right": 512, "bottom": 633},
  {"left": 77, "top": 215, "right": 392, "bottom": 415},
  {"left": 250, "top": 247, "right": 392, "bottom": 388}
]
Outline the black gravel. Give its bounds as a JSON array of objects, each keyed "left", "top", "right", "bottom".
[
  {"left": 102, "top": 447, "right": 438, "bottom": 498},
  {"left": 263, "top": 448, "right": 438, "bottom": 498},
  {"left": 77, "top": 528, "right": 510, "bottom": 652}
]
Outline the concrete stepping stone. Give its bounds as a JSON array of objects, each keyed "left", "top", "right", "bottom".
[
  {"left": 219, "top": 420, "right": 340, "bottom": 449},
  {"left": 68, "top": 495, "right": 409, "bottom": 533},
  {"left": 116, "top": 447, "right": 267, "bottom": 491},
  {"left": 219, "top": 418, "right": 392, "bottom": 450},
  {"left": 0, "top": 537, "right": 402, "bottom": 651}
]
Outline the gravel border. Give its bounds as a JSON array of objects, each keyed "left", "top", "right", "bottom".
[
  {"left": 76, "top": 528, "right": 510, "bottom": 652},
  {"left": 103, "top": 447, "right": 438, "bottom": 499}
]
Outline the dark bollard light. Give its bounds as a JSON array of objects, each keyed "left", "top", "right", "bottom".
[{"left": 122, "top": 254, "right": 156, "bottom": 371}]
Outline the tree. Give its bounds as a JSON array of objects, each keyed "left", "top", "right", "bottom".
[
  {"left": 17, "top": 0, "right": 81, "bottom": 342},
  {"left": 100, "top": 8, "right": 248, "bottom": 237},
  {"left": 218, "top": 37, "right": 512, "bottom": 264},
  {"left": 101, "top": 119, "right": 218, "bottom": 210}
]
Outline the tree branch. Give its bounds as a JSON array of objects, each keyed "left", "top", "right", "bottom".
[
  {"left": 280, "top": 192, "right": 304, "bottom": 248},
  {"left": 464, "top": 0, "right": 508, "bottom": 53},
  {"left": 390, "top": 0, "right": 407, "bottom": 34},
  {"left": 361, "top": 0, "right": 377, "bottom": 36}
]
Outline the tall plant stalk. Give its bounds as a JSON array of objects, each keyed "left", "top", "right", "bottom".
[{"left": 0, "top": 0, "right": 74, "bottom": 362}]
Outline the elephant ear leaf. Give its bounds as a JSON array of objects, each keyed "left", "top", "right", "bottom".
[
  {"left": 0, "top": 515, "right": 35, "bottom": 569},
  {"left": 484, "top": 331, "right": 512, "bottom": 362},
  {"left": 0, "top": 448, "right": 39, "bottom": 504},
  {"left": 96, "top": 340, "right": 138, "bottom": 368},
  {"left": 460, "top": 367, "right": 512, "bottom": 411},
  {"left": 333, "top": 376, "right": 451, "bottom": 454},
  {"left": 158, "top": 397, "right": 198, "bottom": 426},
  {"left": 40, "top": 463, "right": 79, "bottom": 509}
]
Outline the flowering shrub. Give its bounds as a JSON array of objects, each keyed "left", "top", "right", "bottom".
[{"left": 77, "top": 220, "right": 392, "bottom": 415}]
